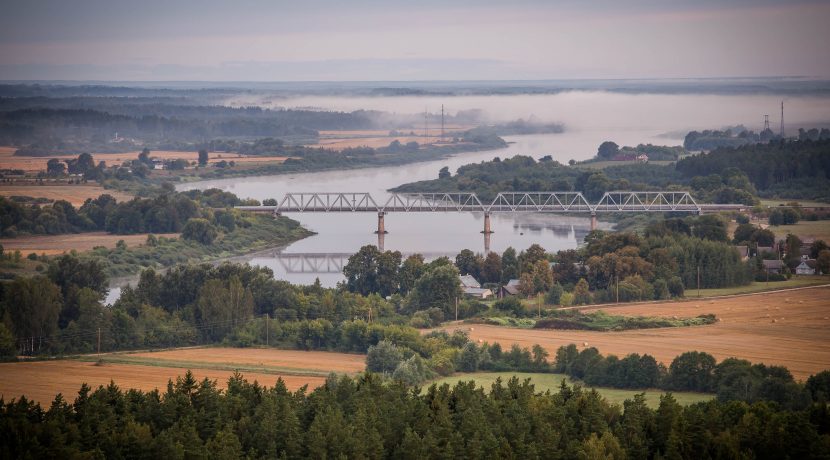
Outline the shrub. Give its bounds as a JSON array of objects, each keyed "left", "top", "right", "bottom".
[
  {"left": 182, "top": 218, "right": 218, "bottom": 245},
  {"left": 366, "top": 340, "right": 403, "bottom": 374}
]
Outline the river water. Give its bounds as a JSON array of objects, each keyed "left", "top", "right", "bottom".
[{"left": 172, "top": 91, "right": 830, "bottom": 288}]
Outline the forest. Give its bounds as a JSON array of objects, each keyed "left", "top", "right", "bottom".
[
  {"left": 391, "top": 154, "right": 759, "bottom": 205},
  {"left": 676, "top": 138, "right": 830, "bottom": 201},
  {"left": 2, "top": 362, "right": 830, "bottom": 458}
]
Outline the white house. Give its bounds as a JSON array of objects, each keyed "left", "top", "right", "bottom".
[{"left": 795, "top": 256, "right": 817, "bottom": 275}]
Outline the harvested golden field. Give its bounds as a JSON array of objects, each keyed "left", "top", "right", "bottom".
[
  {"left": 0, "top": 147, "right": 287, "bottom": 173},
  {"left": 0, "top": 231, "right": 178, "bottom": 255},
  {"left": 442, "top": 286, "right": 830, "bottom": 380},
  {"left": 0, "top": 183, "right": 133, "bottom": 206},
  {"left": 0, "top": 361, "right": 326, "bottom": 405},
  {"left": 0, "top": 348, "right": 366, "bottom": 404}
]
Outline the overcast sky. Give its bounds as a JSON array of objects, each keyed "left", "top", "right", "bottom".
[{"left": 1, "top": 0, "right": 829, "bottom": 81}]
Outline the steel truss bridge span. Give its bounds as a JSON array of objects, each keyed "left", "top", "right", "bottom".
[{"left": 235, "top": 191, "right": 727, "bottom": 214}]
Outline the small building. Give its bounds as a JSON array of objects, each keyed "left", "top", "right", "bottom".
[
  {"left": 459, "top": 274, "right": 492, "bottom": 299},
  {"left": 500, "top": 279, "right": 521, "bottom": 297},
  {"left": 795, "top": 260, "right": 816, "bottom": 275},
  {"left": 762, "top": 259, "right": 785, "bottom": 274},
  {"left": 636, "top": 153, "right": 649, "bottom": 163}
]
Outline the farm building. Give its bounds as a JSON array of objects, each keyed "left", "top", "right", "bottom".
[
  {"left": 459, "top": 274, "right": 493, "bottom": 299},
  {"left": 500, "top": 279, "right": 521, "bottom": 297},
  {"left": 762, "top": 259, "right": 785, "bottom": 274}
]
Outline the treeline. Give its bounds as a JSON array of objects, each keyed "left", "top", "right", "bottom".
[
  {"left": 592, "top": 141, "right": 686, "bottom": 161},
  {"left": 683, "top": 128, "right": 777, "bottom": 150},
  {"left": 676, "top": 138, "right": 830, "bottom": 201},
  {"left": 0, "top": 187, "right": 252, "bottom": 237},
  {"left": 554, "top": 345, "right": 827, "bottom": 410},
  {"left": 3, "top": 370, "right": 830, "bottom": 458},
  {"left": 391, "top": 154, "right": 757, "bottom": 204}
]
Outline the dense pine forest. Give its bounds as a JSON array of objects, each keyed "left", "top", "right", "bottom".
[{"left": 2, "top": 370, "right": 830, "bottom": 459}]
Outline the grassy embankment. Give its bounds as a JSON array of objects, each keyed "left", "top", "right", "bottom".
[
  {"left": 89, "top": 214, "right": 312, "bottom": 277},
  {"left": 432, "top": 372, "right": 713, "bottom": 408}
]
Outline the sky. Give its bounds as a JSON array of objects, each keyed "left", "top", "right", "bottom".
[{"left": 1, "top": 0, "right": 829, "bottom": 81}]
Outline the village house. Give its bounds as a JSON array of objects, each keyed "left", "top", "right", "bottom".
[
  {"left": 459, "top": 274, "right": 493, "bottom": 299},
  {"left": 499, "top": 279, "right": 521, "bottom": 297},
  {"left": 762, "top": 259, "right": 786, "bottom": 274},
  {"left": 795, "top": 256, "right": 817, "bottom": 275}
]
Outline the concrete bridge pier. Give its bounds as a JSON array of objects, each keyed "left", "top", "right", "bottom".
[
  {"left": 484, "top": 231, "right": 491, "bottom": 253},
  {"left": 374, "top": 212, "right": 388, "bottom": 235},
  {"left": 377, "top": 231, "right": 385, "bottom": 252},
  {"left": 481, "top": 212, "right": 493, "bottom": 235},
  {"left": 590, "top": 212, "right": 598, "bottom": 231}
]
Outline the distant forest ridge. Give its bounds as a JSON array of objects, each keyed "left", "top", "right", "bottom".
[{"left": 2, "top": 77, "right": 830, "bottom": 96}]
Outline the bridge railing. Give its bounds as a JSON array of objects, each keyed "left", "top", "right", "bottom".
[
  {"left": 277, "top": 192, "right": 381, "bottom": 212},
  {"left": 593, "top": 191, "right": 701, "bottom": 213},
  {"left": 488, "top": 192, "right": 592, "bottom": 212},
  {"left": 382, "top": 193, "right": 486, "bottom": 212}
]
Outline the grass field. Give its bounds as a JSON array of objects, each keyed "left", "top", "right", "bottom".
[
  {"left": 0, "top": 347, "right": 366, "bottom": 404},
  {"left": 690, "top": 276, "right": 828, "bottom": 297},
  {"left": 768, "top": 220, "right": 830, "bottom": 242},
  {"left": 432, "top": 372, "right": 713, "bottom": 408},
  {"left": 441, "top": 286, "right": 830, "bottom": 380}
]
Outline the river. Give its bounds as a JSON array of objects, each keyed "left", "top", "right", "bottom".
[{"left": 172, "top": 91, "right": 830, "bottom": 288}]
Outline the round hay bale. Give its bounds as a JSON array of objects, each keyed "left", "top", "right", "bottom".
[
  {"left": 785, "top": 298, "right": 790, "bottom": 302},
  {"left": 772, "top": 319, "right": 777, "bottom": 323},
  {"left": 469, "top": 327, "right": 475, "bottom": 331},
  {"left": 478, "top": 339, "right": 483, "bottom": 343},
  {"left": 824, "top": 317, "right": 829, "bottom": 320},
  {"left": 583, "top": 341, "right": 588, "bottom": 346}
]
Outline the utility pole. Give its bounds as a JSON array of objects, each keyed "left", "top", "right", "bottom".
[
  {"left": 780, "top": 100, "right": 785, "bottom": 138},
  {"left": 537, "top": 293, "right": 542, "bottom": 319},
  {"left": 455, "top": 297, "right": 459, "bottom": 321},
  {"left": 97, "top": 327, "right": 101, "bottom": 355},
  {"left": 615, "top": 275, "right": 619, "bottom": 303},
  {"left": 265, "top": 313, "right": 269, "bottom": 346},
  {"left": 697, "top": 266, "right": 701, "bottom": 297},
  {"left": 441, "top": 104, "right": 445, "bottom": 142}
]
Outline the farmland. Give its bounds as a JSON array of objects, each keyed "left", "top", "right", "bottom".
[
  {"left": 433, "top": 372, "right": 713, "bottom": 408},
  {"left": 441, "top": 286, "right": 830, "bottom": 380},
  {"left": 0, "top": 348, "right": 366, "bottom": 404},
  {"left": 0, "top": 231, "right": 179, "bottom": 255},
  {"left": 0, "top": 146, "right": 288, "bottom": 173},
  {"left": 0, "top": 183, "right": 133, "bottom": 207}
]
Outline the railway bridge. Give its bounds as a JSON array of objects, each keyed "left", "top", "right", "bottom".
[{"left": 236, "top": 191, "right": 745, "bottom": 232}]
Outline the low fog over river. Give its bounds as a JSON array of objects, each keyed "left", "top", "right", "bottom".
[{"left": 176, "top": 91, "right": 830, "bottom": 287}]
